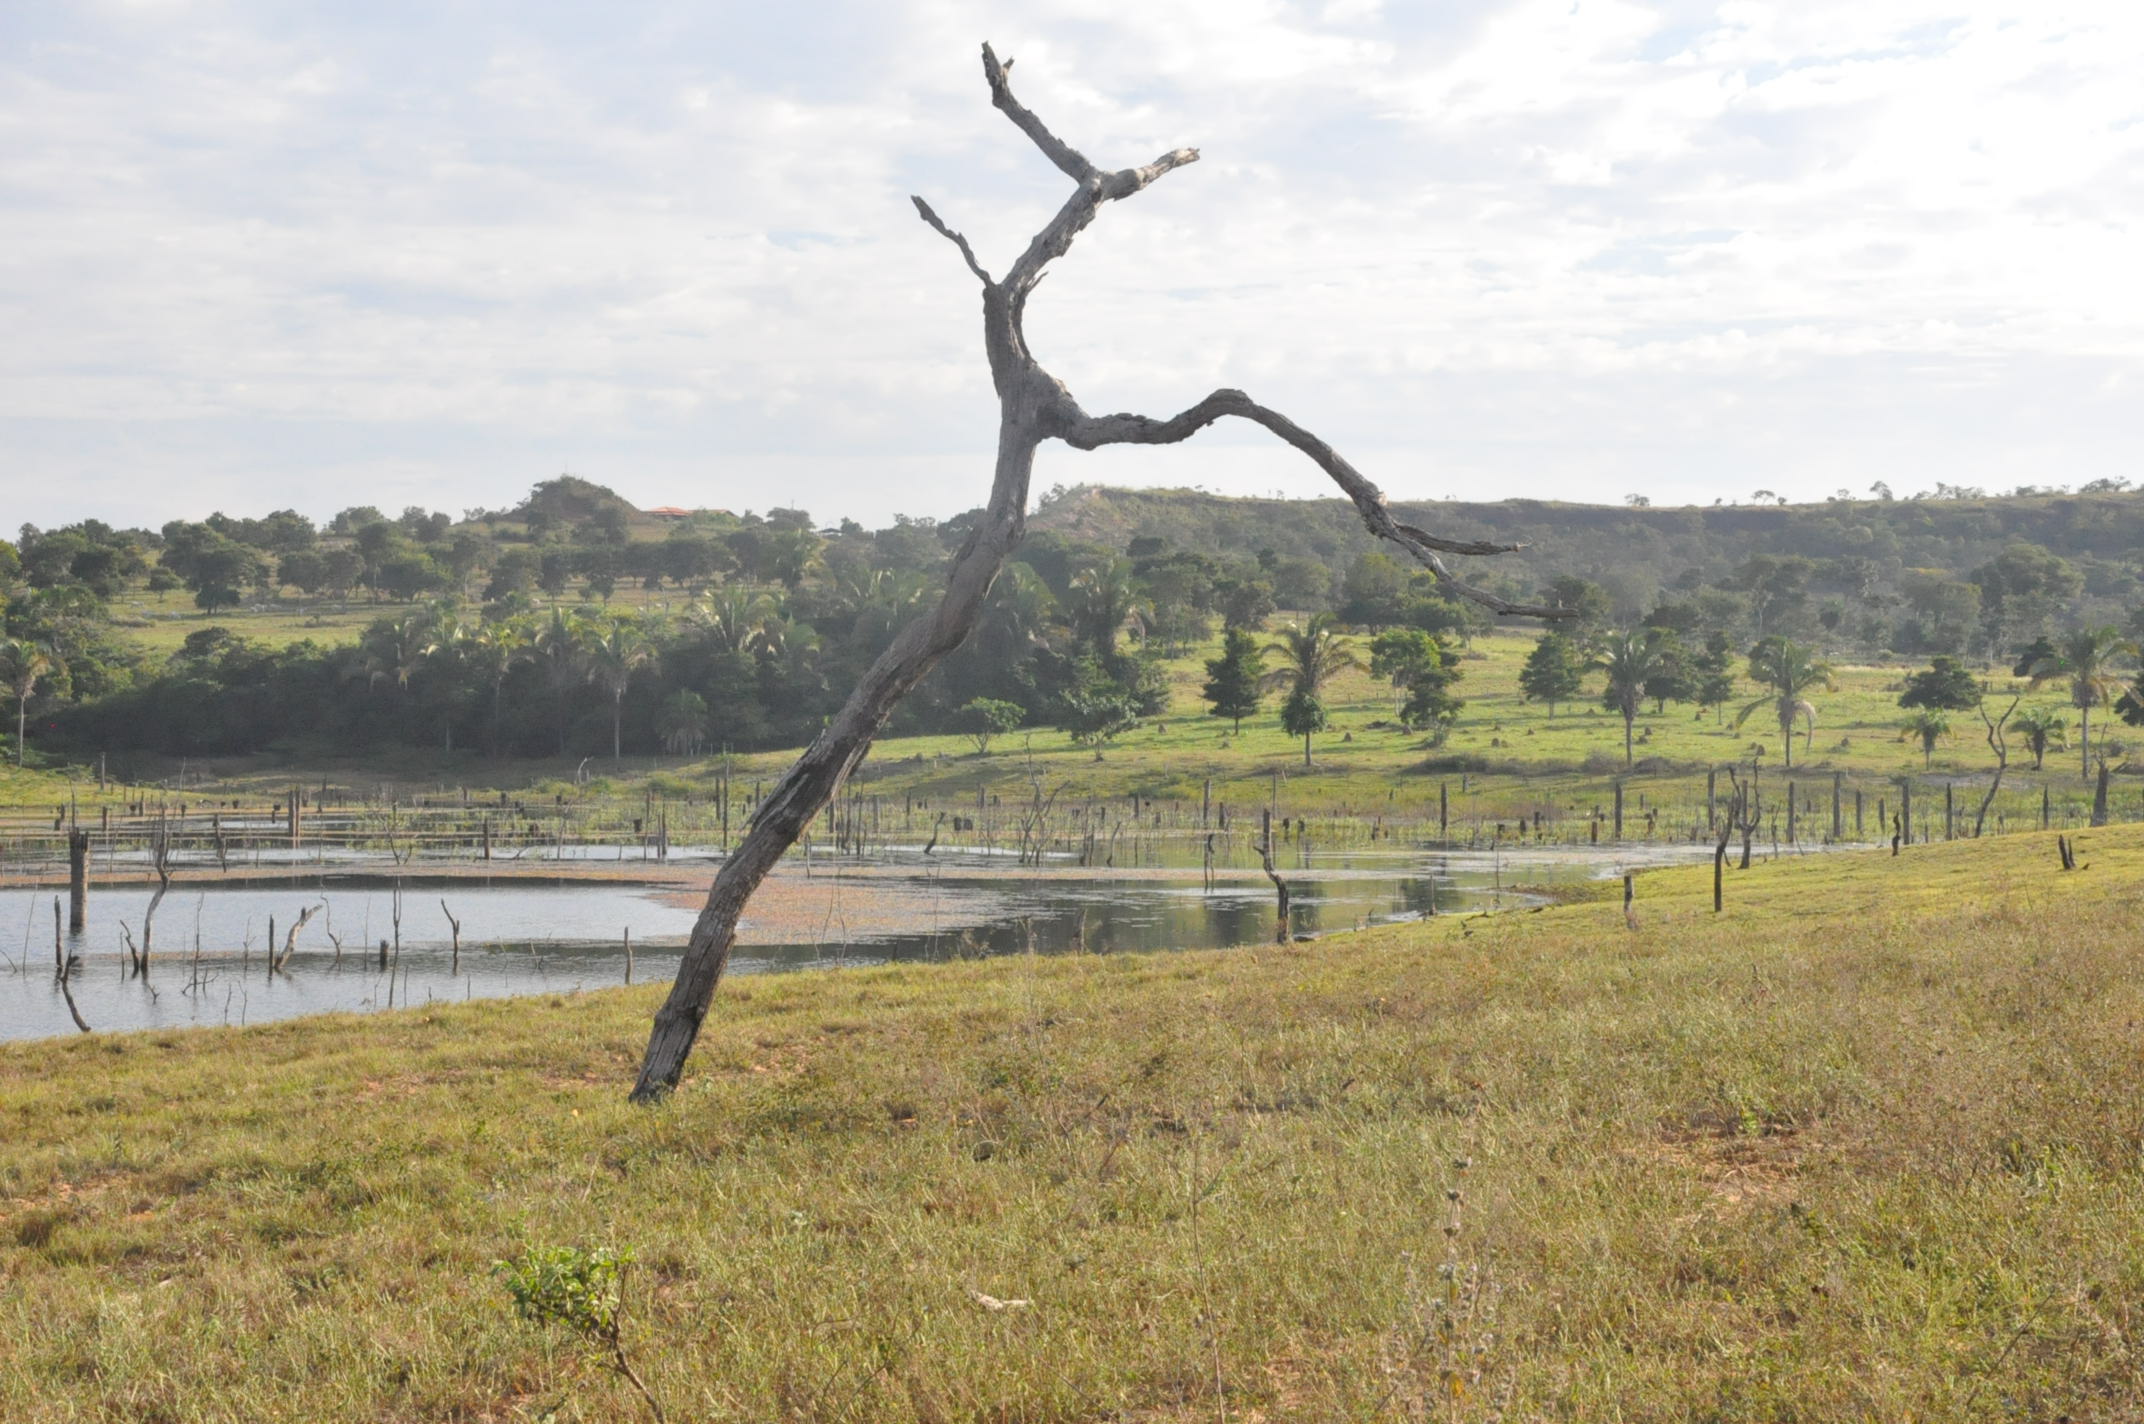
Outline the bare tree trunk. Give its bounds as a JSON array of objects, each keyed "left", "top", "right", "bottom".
[
  {"left": 1973, "top": 695, "right": 2019, "bottom": 837},
  {"left": 630, "top": 44, "right": 1566, "bottom": 1102},
  {"left": 67, "top": 828, "right": 89, "bottom": 933},
  {"left": 271, "top": 902, "right": 321, "bottom": 974}
]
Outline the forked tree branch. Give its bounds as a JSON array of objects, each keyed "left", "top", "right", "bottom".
[{"left": 630, "top": 43, "right": 1563, "bottom": 1102}]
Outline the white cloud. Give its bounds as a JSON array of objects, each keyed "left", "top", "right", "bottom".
[{"left": 1, "top": 0, "right": 2139, "bottom": 531}]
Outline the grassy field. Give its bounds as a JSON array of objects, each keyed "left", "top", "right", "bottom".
[
  {"left": 107, "top": 584, "right": 701, "bottom": 657},
  {"left": 5, "top": 824, "right": 2143, "bottom": 1419},
  {"left": 14, "top": 625, "right": 2126, "bottom": 853}
]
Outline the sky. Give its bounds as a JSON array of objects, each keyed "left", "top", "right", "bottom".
[{"left": 3, "top": 0, "right": 2141, "bottom": 533}]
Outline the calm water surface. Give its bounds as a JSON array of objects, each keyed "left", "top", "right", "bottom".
[{"left": 0, "top": 844, "right": 1704, "bottom": 1041}]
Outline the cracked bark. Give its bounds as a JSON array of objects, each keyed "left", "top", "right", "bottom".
[{"left": 630, "top": 43, "right": 1565, "bottom": 1101}]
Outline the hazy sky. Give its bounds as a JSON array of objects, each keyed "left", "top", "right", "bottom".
[{"left": 5, "top": 1, "right": 2140, "bottom": 532}]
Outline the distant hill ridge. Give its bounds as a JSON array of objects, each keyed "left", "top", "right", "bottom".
[{"left": 1027, "top": 483, "right": 2144, "bottom": 596}]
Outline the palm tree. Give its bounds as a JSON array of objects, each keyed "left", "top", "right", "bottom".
[
  {"left": 1264, "top": 614, "right": 1359, "bottom": 767},
  {"left": 688, "top": 589, "right": 784, "bottom": 658},
  {"left": 1899, "top": 709, "right": 1950, "bottom": 768},
  {"left": 978, "top": 563, "right": 1057, "bottom": 660},
  {"left": 761, "top": 526, "right": 825, "bottom": 590},
  {"left": 533, "top": 608, "right": 592, "bottom": 757},
  {"left": 2027, "top": 626, "right": 2135, "bottom": 778},
  {"left": 587, "top": 618, "right": 655, "bottom": 759},
  {"left": 841, "top": 568, "right": 931, "bottom": 650},
  {"left": 1066, "top": 556, "right": 1149, "bottom": 666},
  {"left": 656, "top": 690, "right": 709, "bottom": 758},
  {"left": 2013, "top": 706, "right": 2067, "bottom": 771},
  {"left": 0, "top": 639, "right": 61, "bottom": 768},
  {"left": 1736, "top": 638, "right": 1835, "bottom": 769},
  {"left": 354, "top": 613, "right": 431, "bottom": 700},
  {"left": 466, "top": 619, "right": 531, "bottom": 758},
  {"left": 419, "top": 604, "right": 472, "bottom": 751},
  {"left": 1595, "top": 629, "right": 1671, "bottom": 768}
]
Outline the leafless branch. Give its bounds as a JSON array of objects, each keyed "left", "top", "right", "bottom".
[
  {"left": 982, "top": 43, "right": 1097, "bottom": 183},
  {"left": 910, "top": 197, "right": 992, "bottom": 285}
]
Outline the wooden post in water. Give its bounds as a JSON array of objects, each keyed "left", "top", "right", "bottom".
[
  {"left": 67, "top": 827, "right": 89, "bottom": 932},
  {"left": 1201, "top": 778, "right": 1211, "bottom": 829},
  {"left": 1855, "top": 789, "right": 1864, "bottom": 838},
  {"left": 1831, "top": 773, "right": 1843, "bottom": 843},
  {"left": 1438, "top": 782, "right": 1448, "bottom": 840},
  {"left": 1612, "top": 782, "right": 1623, "bottom": 841},
  {"left": 624, "top": 927, "right": 633, "bottom": 985},
  {"left": 288, "top": 784, "right": 302, "bottom": 849}
]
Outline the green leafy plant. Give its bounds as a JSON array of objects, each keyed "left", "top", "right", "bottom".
[{"left": 495, "top": 1244, "right": 664, "bottom": 1422}]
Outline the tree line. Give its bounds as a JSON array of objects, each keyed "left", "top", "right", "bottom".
[{"left": 11, "top": 475, "right": 2144, "bottom": 770}]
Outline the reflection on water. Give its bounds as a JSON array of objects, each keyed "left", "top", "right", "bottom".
[{"left": 0, "top": 844, "right": 1707, "bottom": 1042}]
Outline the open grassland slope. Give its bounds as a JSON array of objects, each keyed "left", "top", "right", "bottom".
[{"left": 6, "top": 827, "right": 2144, "bottom": 1419}]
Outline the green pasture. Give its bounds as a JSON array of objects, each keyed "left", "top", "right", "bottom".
[{"left": 4, "top": 819, "right": 2142, "bottom": 1418}]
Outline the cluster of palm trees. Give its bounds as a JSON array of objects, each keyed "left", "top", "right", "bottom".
[
  {"left": 1591, "top": 631, "right": 1835, "bottom": 769},
  {"left": 1893, "top": 628, "right": 2138, "bottom": 777},
  {"left": 350, "top": 593, "right": 800, "bottom": 760},
  {"left": 2024, "top": 627, "right": 2136, "bottom": 778}
]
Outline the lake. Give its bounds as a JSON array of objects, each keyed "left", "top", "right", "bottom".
[{"left": 0, "top": 843, "right": 1706, "bottom": 1041}]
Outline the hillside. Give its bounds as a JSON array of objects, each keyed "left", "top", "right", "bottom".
[{"left": 1030, "top": 483, "right": 2144, "bottom": 624}]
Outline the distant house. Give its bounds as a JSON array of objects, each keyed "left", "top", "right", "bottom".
[{"left": 647, "top": 506, "right": 692, "bottom": 521}]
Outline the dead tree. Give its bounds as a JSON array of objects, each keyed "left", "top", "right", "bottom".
[
  {"left": 271, "top": 901, "right": 323, "bottom": 975},
  {"left": 1712, "top": 768, "right": 1760, "bottom": 912},
  {"left": 1972, "top": 693, "right": 2021, "bottom": 837},
  {"left": 1258, "top": 809, "right": 1292, "bottom": 944},
  {"left": 67, "top": 827, "right": 90, "bottom": 933},
  {"left": 135, "top": 818, "right": 173, "bottom": 977},
  {"left": 630, "top": 44, "right": 1563, "bottom": 1101},
  {"left": 441, "top": 899, "right": 462, "bottom": 974}
]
